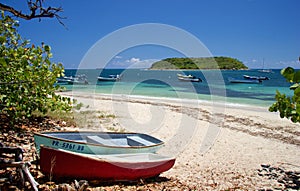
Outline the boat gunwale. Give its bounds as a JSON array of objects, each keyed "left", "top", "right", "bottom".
[
  {"left": 34, "top": 131, "right": 164, "bottom": 149},
  {"left": 40, "top": 145, "right": 175, "bottom": 164}
]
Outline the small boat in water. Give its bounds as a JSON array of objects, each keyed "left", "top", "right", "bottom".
[
  {"left": 257, "top": 59, "right": 273, "bottom": 73},
  {"left": 98, "top": 74, "right": 121, "bottom": 81},
  {"left": 257, "top": 69, "right": 273, "bottom": 73},
  {"left": 243, "top": 75, "right": 269, "bottom": 80},
  {"left": 34, "top": 131, "right": 164, "bottom": 155},
  {"left": 57, "top": 74, "right": 88, "bottom": 85},
  {"left": 177, "top": 73, "right": 194, "bottom": 78},
  {"left": 40, "top": 146, "right": 175, "bottom": 181},
  {"left": 178, "top": 77, "right": 202, "bottom": 82},
  {"left": 177, "top": 73, "right": 202, "bottom": 82},
  {"left": 228, "top": 77, "right": 262, "bottom": 84}
]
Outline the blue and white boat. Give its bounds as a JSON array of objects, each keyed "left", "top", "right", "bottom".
[
  {"left": 34, "top": 131, "right": 164, "bottom": 155},
  {"left": 57, "top": 74, "right": 88, "bottom": 85},
  {"left": 177, "top": 73, "right": 202, "bottom": 82},
  {"left": 243, "top": 75, "right": 269, "bottom": 80},
  {"left": 97, "top": 74, "right": 121, "bottom": 81},
  {"left": 228, "top": 77, "right": 262, "bottom": 84}
]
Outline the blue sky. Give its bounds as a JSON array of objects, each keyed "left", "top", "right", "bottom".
[{"left": 3, "top": 0, "right": 300, "bottom": 69}]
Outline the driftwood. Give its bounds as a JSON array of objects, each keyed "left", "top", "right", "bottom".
[{"left": 0, "top": 143, "right": 39, "bottom": 191}]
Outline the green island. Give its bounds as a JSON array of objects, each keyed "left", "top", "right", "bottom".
[{"left": 149, "top": 56, "right": 248, "bottom": 70}]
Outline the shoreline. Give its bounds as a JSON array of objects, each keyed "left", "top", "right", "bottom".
[
  {"left": 57, "top": 90, "right": 300, "bottom": 189},
  {"left": 61, "top": 91, "right": 299, "bottom": 145},
  {"left": 61, "top": 90, "right": 272, "bottom": 111}
]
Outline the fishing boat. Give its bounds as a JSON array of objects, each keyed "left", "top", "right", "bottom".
[
  {"left": 97, "top": 74, "right": 121, "bottom": 81},
  {"left": 257, "top": 69, "right": 273, "bottom": 73},
  {"left": 228, "top": 77, "right": 262, "bottom": 84},
  {"left": 243, "top": 75, "right": 269, "bottom": 80},
  {"left": 178, "top": 77, "right": 202, "bottom": 82},
  {"left": 57, "top": 74, "right": 88, "bottom": 85},
  {"left": 40, "top": 146, "right": 175, "bottom": 181},
  {"left": 34, "top": 131, "right": 164, "bottom": 155},
  {"left": 177, "top": 73, "right": 194, "bottom": 78},
  {"left": 177, "top": 73, "right": 202, "bottom": 82}
]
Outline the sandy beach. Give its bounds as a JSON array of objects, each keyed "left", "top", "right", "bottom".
[{"left": 55, "top": 91, "right": 300, "bottom": 190}]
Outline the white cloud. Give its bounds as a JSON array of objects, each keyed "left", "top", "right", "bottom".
[
  {"left": 124, "top": 57, "right": 159, "bottom": 68},
  {"left": 107, "top": 57, "right": 159, "bottom": 69},
  {"left": 127, "top": 57, "right": 141, "bottom": 63}
]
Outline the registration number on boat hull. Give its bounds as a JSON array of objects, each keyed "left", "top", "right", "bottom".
[{"left": 51, "top": 140, "right": 85, "bottom": 151}]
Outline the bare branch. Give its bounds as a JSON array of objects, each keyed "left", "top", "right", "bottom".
[{"left": 0, "top": 0, "right": 65, "bottom": 25}]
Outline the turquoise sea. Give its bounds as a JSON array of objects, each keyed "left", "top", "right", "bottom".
[{"left": 61, "top": 69, "right": 293, "bottom": 107}]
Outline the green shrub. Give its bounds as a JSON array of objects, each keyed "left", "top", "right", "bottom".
[
  {"left": 0, "top": 12, "right": 73, "bottom": 123},
  {"left": 269, "top": 67, "right": 300, "bottom": 123}
]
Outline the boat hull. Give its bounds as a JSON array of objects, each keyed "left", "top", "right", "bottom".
[
  {"left": 178, "top": 77, "right": 202, "bottom": 82},
  {"left": 97, "top": 77, "right": 120, "bottom": 81},
  {"left": 243, "top": 75, "right": 269, "bottom": 80},
  {"left": 97, "top": 75, "right": 121, "bottom": 81},
  {"left": 40, "top": 146, "right": 175, "bottom": 181},
  {"left": 34, "top": 131, "right": 164, "bottom": 155},
  {"left": 228, "top": 77, "right": 261, "bottom": 84},
  {"left": 177, "top": 73, "right": 202, "bottom": 82}
]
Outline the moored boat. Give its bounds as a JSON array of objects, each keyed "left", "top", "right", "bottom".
[
  {"left": 34, "top": 131, "right": 164, "bottom": 155},
  {"left": 178, "top": 77, "right": 202, "bottom": 82},
  {"left": 228, "top": 77, "right": 262, "bottom": 84},
  {"left": 97, "top": 74, "right": 121, "bottom": 81},
  {"left": 57, "top": 74, "right": 88, "bottom": 85},
  {"left": 177, "top": 73, "right": 194, "bottom": 78},
  {"left": 177, "top": 73, "right": 202, "bottom": 82},
  {"left": 40, "top": 146, "right": 175, "bottom": 181},
  {"left": 243, "top": 75, "right": 269, "bottom": 80},
  {"left": 257, "top": 69, "right": 273, "bottom": 73}
]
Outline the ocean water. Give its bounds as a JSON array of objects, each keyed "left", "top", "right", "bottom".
[{"left": 61, "top": 69, "right": 293, "bottom": 107}]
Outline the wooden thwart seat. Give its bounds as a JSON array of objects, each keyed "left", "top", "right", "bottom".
[
  {"left": 87, "top": 136, "right": 119, "bottom": 146},
  {"left": 86, "top": 135, "right": 155, "bottom": 147},
  {"left": 127, "top": 136, "right": 154, "bottom": 146}
]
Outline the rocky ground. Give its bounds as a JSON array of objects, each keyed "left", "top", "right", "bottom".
[{"left": 1, "top": 109, "right": 300, "bottom": 191}]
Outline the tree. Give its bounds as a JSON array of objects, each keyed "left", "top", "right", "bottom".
[
  {"left": 0, "top": 0, "right": 65, "bottom": 25},
  {"left": 269, "top": 64, "right": 300, "bottom": 123},
  {"left": 0, "top": 12, "right": 72, "bottom": 122}
]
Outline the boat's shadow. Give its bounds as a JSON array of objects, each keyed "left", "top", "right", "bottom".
[
  {"left": 37, "top": 175, "right": 172, "bottom": 188},
  {"left": 89, "top": 176, "right": 172, "bottom": 186}
]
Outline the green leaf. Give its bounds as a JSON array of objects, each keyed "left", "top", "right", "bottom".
[
  {"left": 44, "top": 45, "right": 51, "bottom": 52},
  {"left": 281, "top": 67, "right": 295, "bottom": 82},
  {"left": 294, "top": 71, "right": 300, "bottom": 83},
  {"left": 296, "top": 103, "right": 300, "bottom": 114},
  {"left": 294, "top": 87, "right": 300, "bottom": 99},
  {"left": 290, "top": 83, "right": 299, "bottom": 90},
  {"left": 0, "top": 36, "right": 6, "bottom": 44}
]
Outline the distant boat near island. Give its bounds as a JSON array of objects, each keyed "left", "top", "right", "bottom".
[
  {"left": 229, "top": 73, "right": 271, "bottom": 84},
  {"left": 228, "top": 77, "right": 262, "bottom": 84},
  {"left": 57, "top": 74, "right": 88, "bottom": 85},
  {"left": 243, "top": 75, "right": 270, "bottom": 80},
  {"left": 257, "top": 59, "right": 273, "bottom": 73},
  {"left": 98, "top": 74, "right": 121, "bottom": 81},
  {"left": 257, "top": 69, "right": 273, "bottom": 73},
  {"left": 177, "top": 73, "right": 202, "bottom": 82}
]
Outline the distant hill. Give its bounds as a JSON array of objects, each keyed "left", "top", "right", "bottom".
[{"left": 149, "top": 57, "right": 248, "bottom": 70}]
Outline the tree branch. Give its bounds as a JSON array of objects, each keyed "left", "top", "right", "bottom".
[{"left": 0, "top": 0, "right": 65, "bottom": 25}]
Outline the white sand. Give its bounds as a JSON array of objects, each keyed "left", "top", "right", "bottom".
[{"left": 60, "top": 91, "right": 300, "bottom": 190}]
